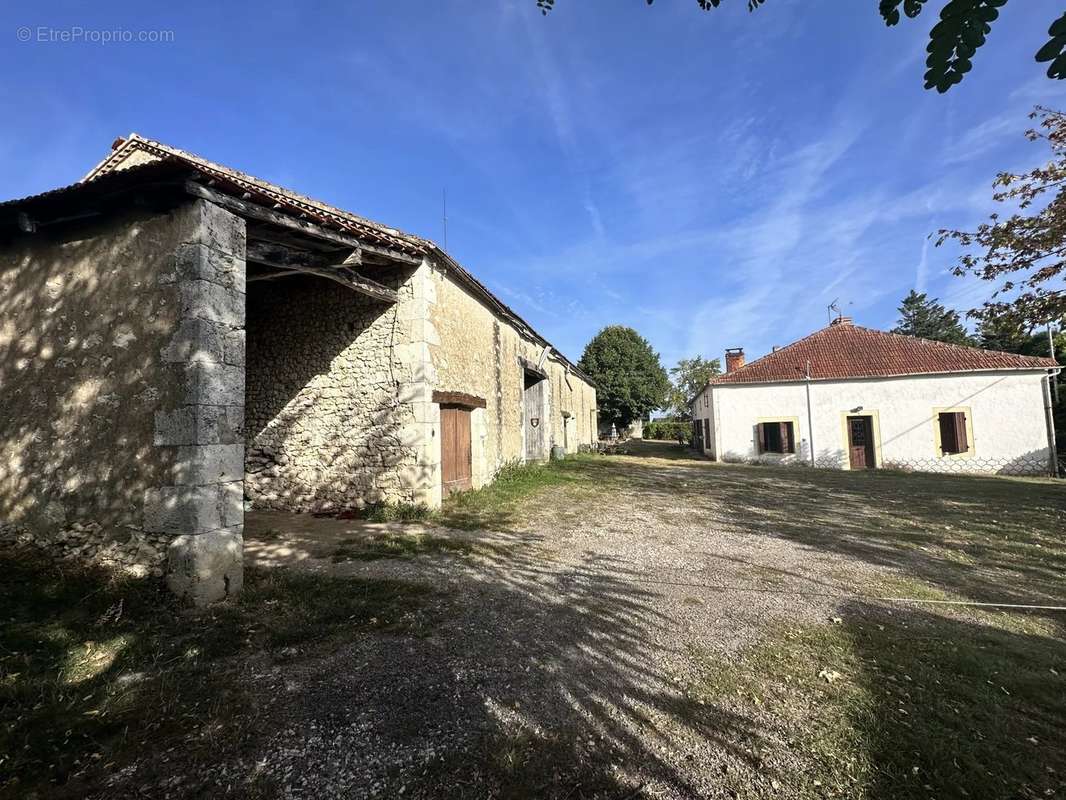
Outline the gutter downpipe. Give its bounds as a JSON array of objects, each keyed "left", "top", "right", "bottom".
[
  {"left": 1044, "top": 367, "right": 1062, "bottom": 478},
  {"left": 805, "top": 359, "right": 816, "bottom": 467}
]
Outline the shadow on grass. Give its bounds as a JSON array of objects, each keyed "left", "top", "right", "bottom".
[
  {"left": 688, "top": 601, "right": 1066, "bottom": 798},
  {"left": 0, "top": 548, "right": 433, "bottom": 799},
  {"left": 329, "top": 530, "right": 515, "bottom": 563}
]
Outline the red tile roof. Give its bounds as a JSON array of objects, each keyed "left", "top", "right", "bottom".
[
  {"left": 711, "top": 319, "right": 1058, "bottom": 385},
  {"left": 83, "top": 134, "right": 426, "bottom": 259}
]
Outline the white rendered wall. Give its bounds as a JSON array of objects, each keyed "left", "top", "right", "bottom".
[
  {"left": 711, "top": 371, "right": 1052, "bottom": 475},
  {"left": 691, "top": 386, "right": 716, "bottom": 458}
]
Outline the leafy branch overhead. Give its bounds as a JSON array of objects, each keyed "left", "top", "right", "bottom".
[
  {"left": 937, "top": 106, "right": 1066, "bottom": 327},
  {"left": 536, "top": 0, "right": 1066, "bottom": 93}
]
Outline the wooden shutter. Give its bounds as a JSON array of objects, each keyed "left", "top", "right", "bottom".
[
  {"left": 756, "top": 423, "right": 767, "bottom": 454},
  {"left": 952, "top": 411, "right": 968, "bottom": 453},
  {"left": 938, "top": 413, "right": 952, "bottom": 453},
  {"left": 779, "top": 422, "right": 792, "bottom": 454},
  {"left": 939, "top": 412, "right": 966, "bottom": 454}
]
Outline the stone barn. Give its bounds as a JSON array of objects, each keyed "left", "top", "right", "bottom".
[{"left": 0, "top": 135, "right": 597, "bottom": 603}]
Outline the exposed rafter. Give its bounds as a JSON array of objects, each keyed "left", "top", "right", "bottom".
[
  {"left": 246, "top": 238, "right": 398, "bottom": 304},
  {"left": 185, "top": 180, "right": 422, "bottom": 266}
]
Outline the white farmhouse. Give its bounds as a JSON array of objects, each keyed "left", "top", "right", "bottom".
[{"left": 690, "top": 317, "right": 1060, "bottom": 476}]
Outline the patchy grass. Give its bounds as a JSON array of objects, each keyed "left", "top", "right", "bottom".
[
  {"left": 687, "top": 607, "right": 1066, "bottom": 799},
  {"left": 329, "top": 531, "right": 513, "bottom": 563},
  {"left": 401, "top": 727, "right": 639, "bottom": 799},
  {"left": 437, "top": 454, "right": 617, "bottom": 530},
  {"left": 363, "top": 502, "right": 432, "bottom": 523},
  {"left": 0, "top": 549, "right": 435, "bottom": 799}
]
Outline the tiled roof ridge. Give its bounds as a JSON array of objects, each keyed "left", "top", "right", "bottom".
[{"left": 85, "top": 134, "right": 425, "bottom": 254}]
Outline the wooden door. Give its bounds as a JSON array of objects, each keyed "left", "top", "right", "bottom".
[
  {"left": 441, "top": 406, "right": 472, "bottom": 496},
  {"left": 847, "top": 416, "right": 875, "bottom": 469},
  {"left": 524, "top": 378, "right": 546, "bottom": 461}
]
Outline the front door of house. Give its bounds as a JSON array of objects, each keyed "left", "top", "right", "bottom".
[
  {"left": 847, "top": 416, "right": 875, "bottom": 469},
  {"left": 441, "top": 406, "right": 472, "bottom": 496}
]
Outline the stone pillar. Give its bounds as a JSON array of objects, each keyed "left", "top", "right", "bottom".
[
  {"left": 395, "top": 260, "right": 442, "bottom": 508},
  {"left": 148, "top": 200, "right": 246, "bottom": 604}
]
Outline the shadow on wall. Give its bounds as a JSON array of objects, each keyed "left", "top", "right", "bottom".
[
  {"left": 244, "top": 270, "right": 430, "bottom": 512},
  {"left": 0, "top": 210, "right": 185, "bottom": 545}
]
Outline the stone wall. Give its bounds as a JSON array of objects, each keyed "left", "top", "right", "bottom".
[
  {"left": 243, "top": 266, "right": 421, "bottom": 512},
  {"left": 428, "top": 263, "right": 597, "bottom": 486},
  {"left": 0, "top": 199, "right": 246, "bottom": 602}
]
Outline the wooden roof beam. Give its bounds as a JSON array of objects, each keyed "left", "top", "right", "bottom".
[
  {"left": 246, "top": 238, "right": 397, "bottom": 304},
  {"left": 185, "top": 180, "right": 422, "bottom": 266}
]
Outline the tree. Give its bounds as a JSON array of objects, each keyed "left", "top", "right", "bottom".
[
  {"left": 978, "top": 315, "right": 1065, "bottom": 362},
  {"left": 536, "top": 1, "right": 1066, "bottom": 94},
  {"left": 891, "top": 290, "right": 975, "bottom": 345},
  {"left": 938, "top": 107, "right": 1066, "bottom": 329},
  {"left": 667, "top": 355, "right": 721, "bottom": 419},
  {"left": 578, "top": 326, "right": 671, "bottom": 429}
]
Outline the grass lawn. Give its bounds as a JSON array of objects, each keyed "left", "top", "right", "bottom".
[
  {"left": 435, "top": 453, "right": 622, "bottom": 531},
  {"left": 0, "top": 551, "right": 436, "bottom": 799},
  {"left": 687, "top": 608, "right": 1065, "bottom": 798}
]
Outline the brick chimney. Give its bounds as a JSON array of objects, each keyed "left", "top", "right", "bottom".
[
  {"left": 830, "top": 315, "right": 853, "bottom": 327},
  {"left": 725, "top": 347, "right": 745, "bottom": 373}
]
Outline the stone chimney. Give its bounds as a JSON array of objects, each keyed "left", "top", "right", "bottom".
[
  {"left": 725, "top": 347, "right": 745, "bottom": 373},
  {"left": 830, "top": 315, "right": 853, "bottom": 327}
]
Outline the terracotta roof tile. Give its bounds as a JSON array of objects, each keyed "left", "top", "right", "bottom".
[
  {"left": 711, "top": 320, "right": 1058, "bottom": 385},
  {"left": 83, "top": 134, "right": 426, "bottom": 259}
]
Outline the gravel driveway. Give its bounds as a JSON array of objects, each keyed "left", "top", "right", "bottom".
[
  {"left": 97, "top": 442, "right": 1062, "bottom": 799},
  {"left": 211, "top": 443, "right": 925, "bottom": 800}
]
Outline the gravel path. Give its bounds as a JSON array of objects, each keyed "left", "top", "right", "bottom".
[{"left": 107, "top": 444, "right": 990, "bottom": 799}]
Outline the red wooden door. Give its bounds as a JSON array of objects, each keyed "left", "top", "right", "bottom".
[
  {"left": 441, "top": 407, "right": 472, "bottom": 496},
  {"left": 847, "top": 416, "right": 875, "bottom": 469}
]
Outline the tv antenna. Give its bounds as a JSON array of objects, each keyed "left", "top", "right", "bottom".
[{"left": 827, "top": 298, "right": 853, "bottom": 323}]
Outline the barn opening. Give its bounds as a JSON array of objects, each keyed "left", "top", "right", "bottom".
[{"left": 241, "top": 226, "right": 415, "bottom": 515}]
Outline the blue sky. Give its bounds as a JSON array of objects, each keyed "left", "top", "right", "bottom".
[{"left": 2, "top": 1, "right": 1062, "bottom": 370}]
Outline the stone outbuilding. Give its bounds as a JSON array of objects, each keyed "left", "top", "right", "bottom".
[{"left": 0, "top": 135, "right": 597, "bottom": 603}]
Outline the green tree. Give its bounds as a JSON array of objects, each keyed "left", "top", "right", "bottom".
[
  {"left": 891, "top": 290, "right": 975, "bottom": 345},
  {"left": 578, "top": 326, "right": 671, "bottom": 429},
  {"left": 667, "top": 356, "right": 721, "bottom": 419},
  {"left": 536, "top": 1, "right": 1066, "bottom": 94},
  {"left": 938, "top": 107, "right": 1066, "bottom": 329},
  {"left": 978, "top": 315, "right": 1065, "bottom": 363}
]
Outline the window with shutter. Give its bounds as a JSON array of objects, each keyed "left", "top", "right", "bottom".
[
  {"left": 937, "top": 410, "right": 971, "bottom": 455},
  {"left": 756, "top": 421, "right": 796, "bottom": 454}
]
